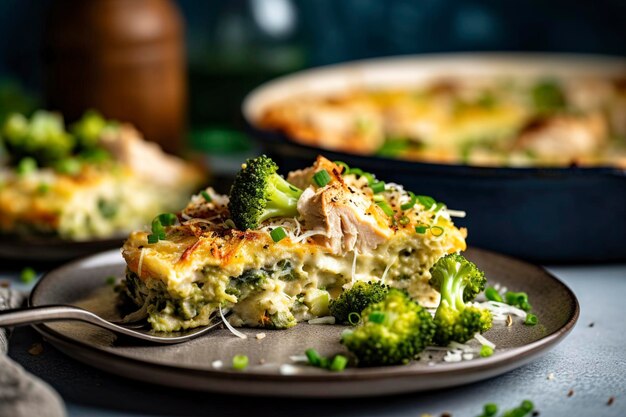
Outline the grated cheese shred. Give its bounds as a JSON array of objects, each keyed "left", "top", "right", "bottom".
[
  {"left": 219, "top": 305, "right": 247, "bottom": 339},
  {"left": 380, "top": 256, "right": 397, "bottom": 284},
  {"left": 137, "top": 248, "right": 145, "bottom": 278},
  {"left": 351, "top": 249, "right": 358, "bottom": 283}
]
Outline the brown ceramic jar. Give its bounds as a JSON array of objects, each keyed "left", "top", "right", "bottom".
[{"left": 43, "top": 0, "right": 186, "bottom": 153}]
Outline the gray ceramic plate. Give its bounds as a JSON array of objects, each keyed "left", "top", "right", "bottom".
[
  {"left": 0, "top": 234, "right": 126, "bottom": 261},
  {"left": 29, "top": 247, "right": 579, "bottom": 398}
]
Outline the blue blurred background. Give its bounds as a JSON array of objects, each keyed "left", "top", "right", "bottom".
[{"left": 1, "top": 0, "right": 624, "bottom": 129}]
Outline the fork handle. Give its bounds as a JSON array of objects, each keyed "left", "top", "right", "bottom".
[{"left": 0, "top": 305, "right": 109, "bottom": 327}]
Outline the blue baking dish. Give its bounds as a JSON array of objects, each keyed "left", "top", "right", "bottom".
[{"left": 243, "top": 54, "right": 626, "bottom": 263}]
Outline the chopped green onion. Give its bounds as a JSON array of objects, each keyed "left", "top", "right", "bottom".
[
  {"left": 201, "top": 190, "right": 212, "bottom": 202},
  {"left": 479, "top": 400, "right": 534, "bottom": 417},
  {"left": 329, "top": 355, "right": 348, "bottom": 372},
  {"left": 148, "top": 214, "right": 175, "bottom": 244},
  {"left": 305, "top": 350, "right": 348, "bottom": 372},
  {"left": 373, "top": 194, "right": 384, "bottom": 202},
  {"left": 376, "top": 201, "right": 395, "bottom": 217},
  {"left": 400, "top": 191, "right": 417, "bottom": 210},
  {"left": 398, "top": 215, "right": 410, "bottom": 226},
  {"left": 483, "top": 403, "right": 498, "bottom": 416},
  {"left": 305, "top": 348, "right": 322, "bottom": 367},
  {"left": 348, "top": 168, "right": 363, "bottom": 176},
  {"left": 416, "top": 195, "right": 436, "bottom": 210},
  {"left": 150, "top": 219, "right": 166, "bottom": 240},
  {"left": 433, "top": 202, "right": 446, "bottom": 212},
  {"left": 415, "top": 225, "right": 428, "bottom": 234},
  {"left": 376, "top": 137, "right": 412, "bottom": 157},
  {"left": 151, "top": 219, "right": 164, "bottom": 235},
  {"left": 232, "top": 354, "right": 248, "bottom": 371},
  {"left": 16, "top": 157, "right": 37, "bottom": 175},
  {"left": 480, "top": 345, "right": 494, "bottom": 357},
  {"left": 313, "top": 169, "right": 332, "bottom": 187},
  {"left": 370, "top": 181, "right": 386, "bottom": 194},
  {"left": 344, "top": 167, "right": 374, "bottom": 184},
  {"left": 368, "top": 311, "right": 385, "bottom": 324},
  {"left": 270, "top": 226, "right": 287, "bottom": 242},
  {"left": 319, "top": 357, "right": 330, "bottom": 369},
  {"left": 348, "top": 312, "right": 361, "bottom": 326},
  {"left": 361, "top": 172, "right": 375, "bottom": 185},
  {"left": 506, "top": 291, "right": 526, "bottom": 305},
  {"left": 158, "top": 213, "right": 177, "bottom": 226},
  {"left": 105, "top": 276, "right": 116, "bottom": 286},
  {"left": 505, "top": 291, "right": 532, "bottom": 311},
  {"left": 524, "top": 313, "right": 538, "bottom": 326},
  {"left": 520, "top": 400, "right": 534, "bottom": 413},
  {"left": 485, "top": 287, "right": 503, "bottom": 302},
  {"left": 430, "top": 226, "right": 444, "bottom": 236},
  {"left": 333, "top": 160, "right": 350, "bottom": 174},
  {"left": 20, "top": 267, "right": 36, "bottom": 284}
]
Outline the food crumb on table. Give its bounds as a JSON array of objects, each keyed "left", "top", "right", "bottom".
[
  {"left": 567, "top": 389, "right": 574, "bottom": 397},
  {"left": 607, "top": 396, "right": 615, "bottom": 406},
  {"left": 279, "top": 364, "right": 298, "bottom": 375},
  {"left": 256, "top": 332, "right": 266, "bottom": 340},
  {"left": 547, "top": 372, "right": 555, "bottom": 380}
]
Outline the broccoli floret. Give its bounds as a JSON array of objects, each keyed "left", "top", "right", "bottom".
[
  {"left": 429, "top": 253, "right": 492, "bottom": 346},
  {"left": 1, "top": 111, "right": 74, "bottom": 164},
  {"left": 70, "top": 110, "right": 117, "bottom": 150},
  {"left": 341, "top": 289, "right": 436, "bottom": 366},
  {"left": 329, "top": 281, "right": 389, "bottom": 324},
  {"left": 228, "top": 155, "right": 303, "bottom": 230}
]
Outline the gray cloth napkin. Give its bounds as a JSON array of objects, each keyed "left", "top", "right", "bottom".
[{"left": 0, "top": 288, "right": 66, "bottom": 417}]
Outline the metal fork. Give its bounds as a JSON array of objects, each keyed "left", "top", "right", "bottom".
[{"left": 0, "top": 305, "right": 223, "bottom": 344}]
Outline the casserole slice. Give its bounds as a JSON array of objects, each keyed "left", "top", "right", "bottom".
[
  {"left": 121, "top": 156, "right": 467, "bottom": 331},
  {"left": 0, "top": 111, "right": 203, "bottom": 240}
]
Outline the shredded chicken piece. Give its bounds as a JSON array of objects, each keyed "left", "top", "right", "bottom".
[
  {"left": 513, "top": 113, "right": 607, "bottom": 161},
  {"left": 99, "top": 124, "right": 199, "bottom": 187},
  {"left": 261, "top": 98, "right": 385, "bottom": 155},
  {"left": 296, "top": 165, "right": 393, "bottom": 254},
  {"left": 292, "top": 156, "right": 392, "bottom": 255}
]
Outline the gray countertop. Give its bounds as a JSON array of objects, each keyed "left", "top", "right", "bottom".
[{"left": 4, "top": 263, "right": 626, "bottom": 417}]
